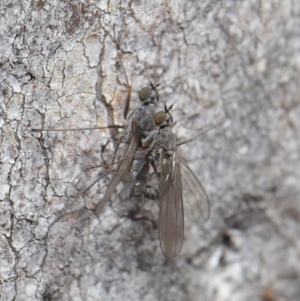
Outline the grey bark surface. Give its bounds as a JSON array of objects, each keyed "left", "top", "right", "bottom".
[{"left": 1, "top": 1, "right": 300, "bottom": 300}]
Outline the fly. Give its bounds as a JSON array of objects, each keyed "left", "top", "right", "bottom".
[
  {"left": 95, "top": 82, "right": 161, "bottom": 215},
  {"left": 95, "top": 31, "right": 164, "bottom": 214},
  {"left": 143, "top": 106, "right": 210, "bottom": 258}
]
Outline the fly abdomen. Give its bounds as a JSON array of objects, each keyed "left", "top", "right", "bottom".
[{"left": 123, "top": 149, "right": 150, "bottom": 203}]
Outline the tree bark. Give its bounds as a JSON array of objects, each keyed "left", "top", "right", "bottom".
[{"left": 1, "top": 1, "right": 300, "bottom": 300}]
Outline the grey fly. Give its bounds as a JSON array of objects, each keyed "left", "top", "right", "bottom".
[
  {"left": 95, "top": 82, "right": 161, "bottom": 215},
  {"left": 143, "top": 107, "right": 210, "bottom": 258}
]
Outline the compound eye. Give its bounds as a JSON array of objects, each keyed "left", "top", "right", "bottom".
[
  {"left": 154, "top": 111, "right": 166, "bottom": 126},
  {"left": 139, "top": 87, "right": 152, "bottom": 102}
]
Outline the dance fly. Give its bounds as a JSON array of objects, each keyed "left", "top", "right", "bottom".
[{"left": 143, "top": 107, "right": 210, "bottom": 258}]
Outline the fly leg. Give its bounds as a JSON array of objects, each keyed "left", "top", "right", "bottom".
[{"left": 111, "top": 25, "right": 133, "bottom": 120}]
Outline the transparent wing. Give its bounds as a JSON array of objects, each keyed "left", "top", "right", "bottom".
[
  {"left": 180, "top": 157, "right": 210, "bottom": 223},
  {"left": 95, "top": 136, "right": 137, "bottom": 215},
  {"left": 159, "top": 148, "right": 184, "bottom": 258}
]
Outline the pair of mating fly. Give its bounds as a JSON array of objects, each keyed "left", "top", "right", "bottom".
[
  {"left": 35, "top": 35, "right": 210, "bottom": 258},
  {"left": 96, "top": 80, "right": 210, "bottom": 259}
]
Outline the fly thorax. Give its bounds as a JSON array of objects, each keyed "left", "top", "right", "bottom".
[{"left": 139, "top": 105, "right": 156, "bottom": 134}]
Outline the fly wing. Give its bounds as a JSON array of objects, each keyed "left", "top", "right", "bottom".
[
  {"left": 180, "top": 157, "right": 210, "bottom": 223},
  {"left": 159, "top": 148, "right": 184, "bottom": 258},
  {"left": 95, "top": 135, "right": 137, "bottom": 215}
]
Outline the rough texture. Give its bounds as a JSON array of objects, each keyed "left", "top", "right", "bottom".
[{"left": 1, "top": 0, "right": 300, "bottom": 300}]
